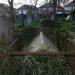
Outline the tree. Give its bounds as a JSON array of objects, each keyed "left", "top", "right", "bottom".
[
  {"left": 32, "top": 0, "right": 39, "bottom": 20},
  {"left": 8, "top": 0, "right": 14, "bottom": 24},
  {"left": 7, "top": 1, "right": 17, "bottom": 75},
  {"left": 8, "top": 0, "right": 14, "bottom": 41},
  {"left": 56, "top": 0, "right": 70, "bottom": 5},
  {"left": 52, "top": 0, "right": 57, "bottom": 21},
  {"left": 73, "top": 0, "right": 75, "bottom": 9}
]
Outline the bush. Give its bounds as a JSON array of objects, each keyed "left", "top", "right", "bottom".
[
  {"left": 57, "top": 20, "right": 71, "bottom": 33},
  {"left": 70, "top": 9, "right": 75, "bottom": 20}
]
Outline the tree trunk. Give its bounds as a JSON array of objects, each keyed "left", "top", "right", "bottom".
[
  {"left": 8, "top": 1, "right": 18, "bottom": 75},
  {"left": 8, "top": 0, "right": 14, "bottom": 41},
  {"left": 53, "top": 0, "right": 57, "bottom": 21}
]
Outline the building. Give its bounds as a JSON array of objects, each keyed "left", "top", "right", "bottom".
[
  {"left": 64, "top": 0, "right": 75, "bottom": 14},
  {"left": 0, "top": 3, "right": 16, "bottom": 41},
  {"left": 0, "top": 3, "right": 9, "bottom": 17},
  {"left": 38, "top": 2, "right": 66, "bottom": 21},
  {"left": 0, "top": 3, "right": 10, "bottom": 40},
  {"left": 16, "top": 5, "right": 38, "bottom": 25},
  {"left": 64, "top": 1, "right": 75, "bottom": 38}
]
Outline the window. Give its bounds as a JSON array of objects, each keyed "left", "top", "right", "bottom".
[
  {"left": 64, "top": 7, "right": 72, "bottom": 11},
  {"left": 39, "top": 8, "right": 42, "bottom": 12},
  {"left": 49, "top": 7, "right": 53, "bottom": 11},
  {"left": 23, "top": 10, "right": 27, "bottom": 15},
  {"left": 43, "top": 8, "right": 47, "bottom": 11},
  {"left": 18, "top": 10, "right": 22, "bottom": 14}
]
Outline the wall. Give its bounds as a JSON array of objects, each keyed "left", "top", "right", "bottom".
[{"left": 0, "top": 15, "right": 10, "bottom": 41}]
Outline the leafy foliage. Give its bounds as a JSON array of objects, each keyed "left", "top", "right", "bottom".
[
  {"left": 8, "top": 18, "right": 74, "bottom": 75},
  {"left": 0, "top": 42, "right": 12, "bottom": 75},
  {"left": 18, "top": 56, "right": 74, "bottom": 75},
  {"left": 31, "top": 20, "right": 41, "bottom": 28},
  {"left": 57, "top": 20, "right": 71, "bottom": 33},
  {"left": 12, "top": 24, "right": 39, "bottom": 50},
  {"left": 70, "top": 9, "right": 75, "bottom": 20}
]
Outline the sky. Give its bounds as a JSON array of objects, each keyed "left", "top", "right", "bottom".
[
  {"left": 0, "top": 0, "right": 73, "bottom": 8},
  {"left": 0, "top": 0, "right": 46, "bottom": 8}
]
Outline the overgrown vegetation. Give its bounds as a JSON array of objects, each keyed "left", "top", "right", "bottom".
[
  {"left": 1, "top": 8, "right": 75, "bottom": 75},
  {"left": 0, "top": 0, "right": 75, "bottom": 75},
  {"left": 70, "top": 9, "right": 75, "bottom": 21},
  {"left": 57, "top": 20, "right": 71, "bottom": 33},
  {"left": 16, "top": 56, "right": 74, "bottom": 75}
]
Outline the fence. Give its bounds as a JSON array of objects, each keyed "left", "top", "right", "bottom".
[{"left": 0, "top": 51, "right": 75, "bottom": 75}]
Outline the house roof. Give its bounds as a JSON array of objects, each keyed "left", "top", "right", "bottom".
[
  {"left": 0, "top": 3, "right": 10, "bottom": 17},
  {"left": 64, "top": 1, "right": 75, "bottom": 7},
  {"left": 0, "top": 3, "right": 9, "bottom": 12},
  {"left": 17, "top": 5, "right": 37, "bottom": 10},
  {"left": 0, "top": 3, "right": 16, "bottom": 17},
  {"left": 0, "top": 3, "right": 16, "bottom": 12},
  {"left": 39, "top": 2, "right": 64, "bottom": 12},
  {"left": 40, "top": 2, "right": 53, "bottom": 8}
]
